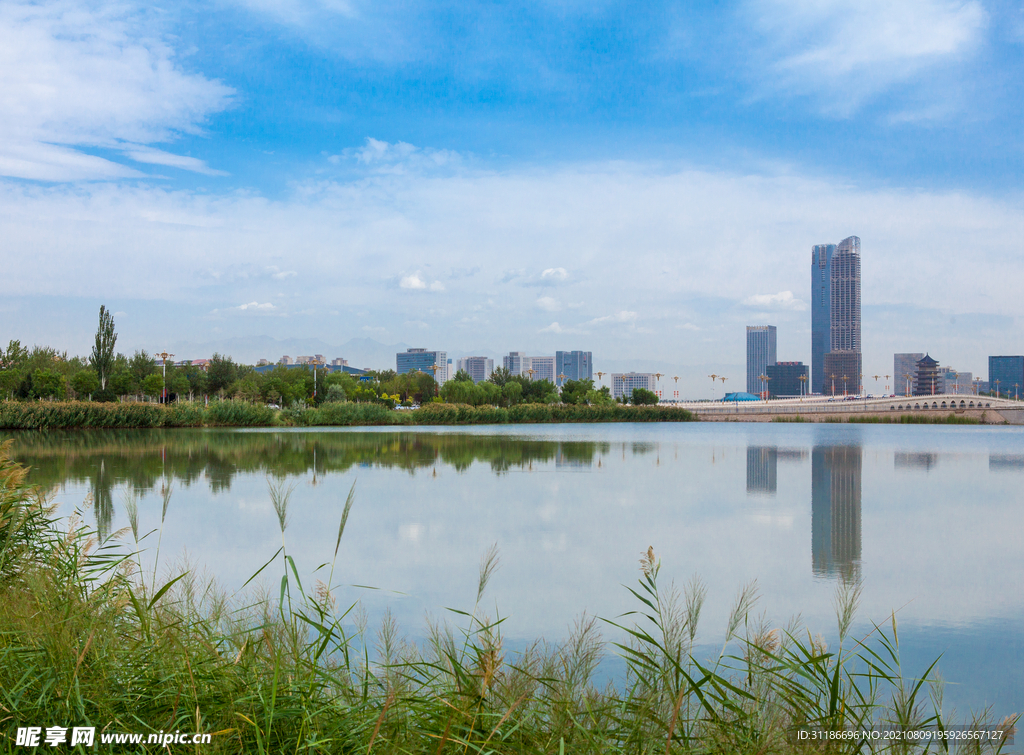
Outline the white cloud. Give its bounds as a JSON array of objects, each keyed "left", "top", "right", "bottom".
[
  {"left": 271, "top": 270, "right": 298, "bottom": 280},
  {"left": 2, "top": 156, "right": 1022, "bottom": 377},
  {"left": 536, "top": 296, "right": 561, "bottom": 312},
  {"left": 540, "top": 322, "right": 563, "bottom": 333},
  {"left": 400, "top": 273, "right": 427, "bottom": 289},
  {"left": 745, "top": 0, "right": 987, "bottom": 113},
  {"left": 541, "top": 267, "right": 568, "bottom": 282},
  {"left": 0, "top": 0, "right": 233, "bottom": 181},
  {"left": 237, "top": 301, "right": 276, "bottom": 311},
  {"left": 122, "top": 146, "right": 228, "bottom": 177},
  {"left": 742, "top": 291, "right": 807, "bottom": 310},
  {"left": 586, "top": 311, "right": 638, "bottom": 326}
]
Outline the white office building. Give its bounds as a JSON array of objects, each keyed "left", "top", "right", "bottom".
[
  {"left": 456, "top": 356, "right": 494, "bottom": 383},
  {"left": 611, "top": 372, "right": 656, "bottom": 400}
]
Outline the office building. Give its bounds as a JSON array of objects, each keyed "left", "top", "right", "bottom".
[
  {"left": 765, "top": 361, "right": 808, "bottom": 398},
  {"left": 611, "top": 372, "right": 656, "bottom": 401},
  {"left": 555, "top": 351, "right": 593, "bottom": 387},
  {"left": 812, "top": 444, "right": 862, "bottom": 578},
  {"left": 823, "top": 351, "right": 861, "bottom": 396},
  {"left": 746, "top": 326, "right": 777, "bottom": 394},
  {"left": 811, "top": 243, "right": 835, "bottom": 394},
  {"left": 455, "top": 356, "right": 493, "bottom": 384},
  {"left": 894, "top": 353, "right": 924, "bottom": 396},
  {"left": 502, "top": 352, "right": 528, "bottom": 376},
  {"left": 811, "top": 236, "right": 861, "bottom": 394},
  {"left": 530, "top": 356, "right": 555, "bottom": 383},
  {"left": 913, "top": 355, "right": 940, "bottom": 396},
  {"left": 397, "top": 348, "right": 449, "bottom": 385},
  {"left": 746, "top": 446, "right": 778, "bottom": 495},
  {"left": 937, "top": 368, "right": 972, "bottom": 395},
  {"left": 989, "top": 356, "right": 1024, "bottom": 398},
  {"left": 330, "top": 358, "right": 348, "bottom": 367}
]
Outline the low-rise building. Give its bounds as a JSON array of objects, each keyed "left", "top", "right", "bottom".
[{"left": 611, "top": 372, "right": 655, "bottom": 401}]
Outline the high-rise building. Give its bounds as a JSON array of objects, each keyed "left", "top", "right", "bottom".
[
  {"left": 823, "top": 351, "right": 861, "bottom": 396},
  {"left": 502, "top": 352, "right": 528, "bottom": 376},
  {"left": 894, "top": 353, "right": 924, "bottom": 396},
  {"left": 455, "top": 356, "right": 494, "bottom": 384},
  {"left": 989, "top": 356, "right": 1024, "bottom": 398},
  {"left": 746, "top": 326, "right": 777, "bottom": 394},
  {"left": 555, "top": 351, "right": 593, "bottom": 387},
  {"left": 811, "top": 243, "right": 835, "bottom": 394},
  {"left": 766, "top": 361, "right": 808, "bottom": 398},
  {"left": 397, "top": 348, "right": 449, "bottom": 385},
  {"left": 811, "top": 237, "right": 861, "bottom": 394},
  {"left": 812, "top": 444, "right": 862, "bottom": 578},
  {"left": 611, "top": 373, "right": 655, "bottom": 401},
  {"left": 530, "top": 356, "right": 555, "bottom": 383}
]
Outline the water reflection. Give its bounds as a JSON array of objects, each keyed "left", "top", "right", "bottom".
[
  {"left": 8, "top": 430, "right": 610, "bottom": 538},
  {"left": 746, "top": 446, "right": 777, "bottom": 495},
  {"left": 989, "top": 454, "right": 1024, "bottom": 471},
  {"left": 895, "top": 452, "right": 938, "bottom": 471},
  {"left": 811, "top": 445, "right": 862, "bottom": 579}
]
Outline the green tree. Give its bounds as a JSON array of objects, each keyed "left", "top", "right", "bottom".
[
  {"left": 142, "top": 373, "right": 165, "bottom": 398},
  {"left": 129, "top": 350, "right": 156, "bottom": 389},
  {"left": 631, "top": 387, "right": 659, "bottom": 405},
  {"left": 487, "top": 366, "right": 513, "bottom": 387},
  {"left": 31, "top": 368, "right": 67, "bottom": 400},
  {"left": 70, "top": 369, "right": 100, "bottom": 399},
  {"left": 109, "top": 369, "right": 134, "bottom": 397},
  {"left": 207, "top": 353, "right": 238, "bottom": 395},
  {"left": 90, "top": 306, "right": 117, "bottom": 390},
  {"left": 560, "top": 378, "right": 594, "bottom": 405}
]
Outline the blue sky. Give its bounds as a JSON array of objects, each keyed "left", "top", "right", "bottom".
[{"left": 2, "top": 0, "right": 1023, "bottom": 392}]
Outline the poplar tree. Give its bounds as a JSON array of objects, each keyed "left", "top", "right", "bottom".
[{"left": 90, "top": 305, "right": 117, "bottom": 390}]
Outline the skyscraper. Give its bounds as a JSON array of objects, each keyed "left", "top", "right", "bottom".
[
  {"left": 811, "top": 236, "right": 861, "bottom": 395},
  {"left": 455, "top": 356, "right": 494, "bottom": 383},
  {"left": 746, "top": 325, "right": 777, "bottom": 394},
  {"left": 811, "top": 243, "right": 835, "bottom": 395},
  {"left": 555, "top": 351, "right": 593, "bottom": 387},
  {"left": 397, "top": 348, "right": 449, "bottom": 385}
]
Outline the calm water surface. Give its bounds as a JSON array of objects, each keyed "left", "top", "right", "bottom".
[{"left": 8, "top": 423, "right": 1023, "bottom": 719}]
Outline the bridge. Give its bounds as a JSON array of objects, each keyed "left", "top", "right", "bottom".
[{"left": 676, "top": 394, "right": 1024, "bottom": 424}]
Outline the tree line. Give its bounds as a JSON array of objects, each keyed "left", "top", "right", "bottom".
[{"left": 1, "top": 307, "right": 661, "bottom": 407}]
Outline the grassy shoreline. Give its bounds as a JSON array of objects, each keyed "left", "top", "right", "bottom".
[
  {"left": 0, "top": 400, "right": 696, "bottom": 430},
  {"left": 2, "top": 442, "right": 1018, "bottom": 753}
]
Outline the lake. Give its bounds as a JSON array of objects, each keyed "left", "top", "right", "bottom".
[{"left": 7, "top": 422, "right": 1023, "bottom": 721}]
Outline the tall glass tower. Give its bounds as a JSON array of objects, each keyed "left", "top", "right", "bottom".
[
  {"left": 811, "top": 236, "right": 861, "bottom": 395},
  {"left": 746, "top": 325, "right": 777, "bottom": 394},
  {"left": 811, "top": 244, "right": 835, "bottom": 394}
]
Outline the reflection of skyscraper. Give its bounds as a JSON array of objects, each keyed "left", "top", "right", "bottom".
[
  {"left": 746, "top": 446, "right": 778, "bottom": 495},
  {"left": 812, "top": 445, "right": 862, "bottom": 577}
]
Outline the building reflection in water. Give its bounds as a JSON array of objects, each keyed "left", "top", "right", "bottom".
[
  {"left": 894, "top": 452, "right": 938, "bottom": 471},
  {"left": 746, "top": 446, "right": 778, "bottom": 495},
  {"left": 811, "top": 444, "right": 862, "bottom": 578}
]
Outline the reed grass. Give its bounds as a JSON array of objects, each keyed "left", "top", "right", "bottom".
[
  {"left": 848, "top": 414, "right": 982, "bottom": 425},
  {"left": 0, "top": 441, "right": 1018, "bottom": 754},
  {"left": 0, "top": 400, "right": 275, "bottom": 429}
]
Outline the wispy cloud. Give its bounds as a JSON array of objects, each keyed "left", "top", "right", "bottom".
[
  {"left": 122, "top": 146, "right": 228, "bottom": 177},
  {"left": 744, "top": 0, "right": 987, "bottom": 114},
  {"left": 0, "top": 0, "right": 233, "bottom": 181},
  {"left": 536, "top": 296, "right": 561, "bottom": 312},
  {"left": 586, "top": 311, "right": 638, "bottom": 326},
  {"left": 399, "top": 272, "right": 445, "bottom": 291},
  {"left": 742, "top": 291, "right": 806, "bottom": 310}
]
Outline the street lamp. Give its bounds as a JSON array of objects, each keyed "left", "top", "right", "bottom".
[
  {"left": 709, "top": 374, "right": 718, "bottom": 399},
  {"left": 830, "top": 373, "right": 837, "bottom": 397},
  {"left": 596, "top": 371, "right": 605, "bottom": 386},
  {"left": 154, "top": 351, "right": 174, "bottom": 403},
  {"left": 526, "top": 368, "right": 535, "bottom": 382},
  {"left": 798, "top": 373, "right": 807, "bottom": 399},
  {"left": 763, "top": 374, "right": 771, "bottom": 400},
  {"left": 842, "top": 375, "right": 848, "bottom": 396},
  {"left": 995, "top": 379, "right": 1001, "bottom": 398},
  {"left": 431, "top": 364, "right": 440, "bottom": 397},
  {"left": 884, "top": 374, "right": 891, "bottom": 394},
  {"left": 672, "top": 375, "right": 679, "bottom": 402},
  {"left": 903, "top": 373, "right": 912, "bottom": 397},
  {"left": 654, "top": 372, "right": 663, "bottom": 400}
]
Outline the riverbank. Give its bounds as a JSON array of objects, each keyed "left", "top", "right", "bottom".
[
  {"left": 5, "top": 441, "right": 1009, "bottom": 754},
  {"left": 0, "top": 400, "right": 696, "bottom": 430}
]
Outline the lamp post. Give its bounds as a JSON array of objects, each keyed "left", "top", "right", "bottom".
[
  {"left": 526, "top": 368, "right": 535, "bottom": 382},
  {"left": 154, "top": 351, "right": 174, "bottom": 403},
  {"left": 558, "top": 372, "right": 566, "bottom": 388},
  {"left": 709, "top": 374, "right": 718, "bottom": 399},
  {"left": 763, "top": 374, "right": 771, "bottom": 400},
  {"left": 798, "top": 373, "right": 807, "bottom": 399},
  {"left": 1015, "top": 383, "right": 1020, "bottom": 401},
  {"left": 995, "top": 379, "right": 1001, "bottom": 398},
  {"left": 596, "top": 371, "right": 605, "bottom": 387},
  {"left": 672, "top": 375, "right": 679, "bottom": 402},
  {"left": 950, "top": 370, "right": 958, "bottom": 395},
  {"left": 653, "top": 372, "right": 663, "bottom": 400},
  {"left": 431, "top": 364, "right": 440, "bottom": 397},
  {"left": 842, "top": 375, "right": 848, "bottom": 396},
  {"left": 903, "top": 373, "right": 912, "bottom": 397},
  {"left": 830, "top": 373, "right": 836, "bottom": 397},
  {"left": 884, "top": 374, "right": 891, "bottom": 394}
]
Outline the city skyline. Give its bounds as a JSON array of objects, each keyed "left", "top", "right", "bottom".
[{"left": 1, "top": 0, "right": 1022, "bottom": 387}]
